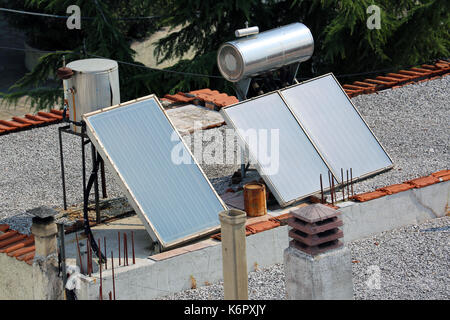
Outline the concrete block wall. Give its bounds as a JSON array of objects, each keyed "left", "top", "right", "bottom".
[{"left": 76, "top": 179, "right": 449, "bottom": 300}]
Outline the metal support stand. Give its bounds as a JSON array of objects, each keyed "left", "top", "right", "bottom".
[{"left": 58, "top": 122, "right": 107, "bottom": 262}]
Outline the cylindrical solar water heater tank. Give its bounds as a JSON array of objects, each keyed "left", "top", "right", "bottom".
[
  {"left": 217, "top": 23, "right": 314, "bottom": 82},
  {"left": 64, "top": 58, "right": 120, "bottom": 132}
]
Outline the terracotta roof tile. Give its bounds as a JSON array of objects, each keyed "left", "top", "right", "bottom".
[
  {"left": 0, "top": 226, "right": 36, "bottom": 265},
  {"left": 377, "top": 183, "right": 414, "bottom": 195},
  {"left": 0, "top": 224, "right": 9, "bottom": 232},
  {"left": 352, "top": 190, "right": 387, "bottom": 202},
  {"left": 405, "top": 175, "right": 440, "bottom": 188}
]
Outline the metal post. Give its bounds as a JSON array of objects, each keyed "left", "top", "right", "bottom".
[
  {"left": 219, "top": 209, "right": 248, "bottom": 300},
  {"left": 100, "top": 158, "right": 107, "bottom": 199},
  {"left": 91, "top": 144, "right": 100, "bottom": 223},
  {"left": 58, "top": 126, "right": 68, "bottom": 210},
  {"left": 57, "top": 223, "right": 67, "bottom": 288}
]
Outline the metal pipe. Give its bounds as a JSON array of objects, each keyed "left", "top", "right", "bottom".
[
  {"left": 346, "top": 170, "right": 350, "bottom": 201},
  {"left": 331, "top": 175, "right": 335, "bottom": 206},
  {"left": 350, "top": 168, "right": 354, "bottom": 197},
  {"left": 104, "top": 236, "right": 107, "bottom": 270},
  {"left": 86, "top": 237, "right": 91, "bottom": 276},
  {"left": 235, "top": 26, "right": 259, "bottom": 38},
  {"left": 75, "top": 233, "right": 84, "bottom": 274},
  {"left": 91, "top": 145, "right": 100, "bottom": 223},
  {"left": 98, "top": 238, "right": 102, "bottom": 300},
  {"left": 328, "top": 171, "right": 334, "bottom": 205},
  {"left": 58, "top": 127, "right": 67, "bottom": 210},
  {"left": 124, "top": 233, "right": 128, "bottom": 266},
  {"left": 131, "top": 231, "right": 135, "bottom": 265},
  {"left": 118, "top": 232, "right": 121, "bottom": 266},
  {"left": 100, "top": 158, "right": 107, "bottom": 199},
  {"left": 57, "top": 223, "right": 67, "bottom": 287},
  {"left": 111, "top": 251, "right": 116, "bottom": 300},
  {"left": 319, "top": 174, "right": 324, "bottom": 204}
]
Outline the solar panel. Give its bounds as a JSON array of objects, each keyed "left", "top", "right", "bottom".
[
  {"left": 220, "top": 92, "right": 331, "bottom": 207},
  {"left": 83, "top": 95, "right": 226, "bottom": 249},
  {"left": 280, "top": 74, "right": 393, "bottom": 180}
]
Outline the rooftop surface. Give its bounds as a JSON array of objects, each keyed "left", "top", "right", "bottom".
[{"left": 0, "top": 75, "right": 448, "bottom": 234}]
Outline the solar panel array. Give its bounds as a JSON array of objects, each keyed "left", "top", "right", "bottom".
[
  {"left": 84, "top": 96, "right": 226, "bottom": 249},
  {"left": 221, "top": 73, "right": 392, "bottom": 206}
]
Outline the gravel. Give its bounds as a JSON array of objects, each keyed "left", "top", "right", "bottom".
[
  {"left": 159, "top": 216, "right": 450, "bottom": 300},
  {"left": 0, "top": 77, "right": 448, "bottom": 239}
]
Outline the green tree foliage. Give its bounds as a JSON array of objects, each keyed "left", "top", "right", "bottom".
[{"left": 1, "top": 0, "right": 448, "bottom": 110}]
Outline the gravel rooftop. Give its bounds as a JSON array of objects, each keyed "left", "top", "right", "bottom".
[
  {"left": 0, "top": 77, "right": 448, "bottom": 300},
  {"left": 158, "top": 216, "right": 450, "bottom": 300}
]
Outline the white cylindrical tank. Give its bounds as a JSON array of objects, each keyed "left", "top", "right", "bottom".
[
  {"left": 64, "top": 58, "right": 120, "bottom": 132},
  {"left": 217, "top": 23, "right": 314, "bottom": 82}
]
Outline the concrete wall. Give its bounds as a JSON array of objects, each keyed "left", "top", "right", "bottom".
[
  {"left": 76, "top": 180, "right": 449, "bottom": 300},
  {"left": 0, "top": 254, "right": 34, "bottom": 300},
  {"left": 340, "top": 180, "right": 449, "bottom": 242}
]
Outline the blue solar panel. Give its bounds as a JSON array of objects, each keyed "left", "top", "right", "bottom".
[
  {"left": 84, "top": 96, "right": 226, "bottom": 249},
  {"left": 280, "top": 74, "right": 393, "bottom": 180}
]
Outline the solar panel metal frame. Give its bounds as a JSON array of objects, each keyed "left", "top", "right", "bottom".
[
  {"left": 220, "top": 91, "right": 337, "bottom": 207},
  {"left": 83, "top": 94, "right": 227, "bottom": 250},
  {"left": 280, "top": 73, "right": 394, "bottom": 181}
]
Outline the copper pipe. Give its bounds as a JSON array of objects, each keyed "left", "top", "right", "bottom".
[
  {"left": 98, "top": 238, "right": 102, "bottom": 300},
  {"left": 118, "top": 232, "right": 121, "bottom": 266},
  {"left": 104, "top": 236, "right": 107, "bottom": 270},
  {"left": 111, "top": 251, "right": 116, "bottom": 300},
  {"left": 75, "top": 233, "right": 84, "bottom": 274},
  {"left": 131, "top": 231, "right": 135, "bottom": 265}
]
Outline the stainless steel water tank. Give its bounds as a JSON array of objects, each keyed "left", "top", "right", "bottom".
[
  {"left": 217, "top": 23, "right": 314, "bottom": 82},
  {"left": 64, "top": 58, "right": 120, "bottom": 132}
]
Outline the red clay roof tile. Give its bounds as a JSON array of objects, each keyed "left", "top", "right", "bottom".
[
  {"left": 8, "top": 245, "right": 35, "bottom": 258},
  {"left": 0, "top": 230, "right": 18, "bottom": 241},
  {"left": 405, "top": 175, "right": 439, "bottom": 188},
  {"left": 0, "top": 224, "right": 9, "bottom": 232},
  {"left": 377, "top": 183, "right": 414, "bottom": 195},
  {"left": 352, "top": 190, "right": 387, "bottom": 202},
  {"left": 0, "top": 234, "right": 27, "bottom": 249}
]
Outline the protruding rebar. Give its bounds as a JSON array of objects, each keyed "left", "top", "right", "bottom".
[
  {"left": 346, "top": 169, "right": 350, "bottom": 201},
  {"left": 118, "top": 232, "right": 121, "bottom": 266},
  {"left": 320, "top": 174, "right": 324, "bottom": 204},
  {"left": 111, "top": 251, "right": 116, "bottom": 300},
  {"left": 109, "top": 291, "right": 112, "bottom": 300},
  {"left": 350, "top": 168, "right": 354, "bottom": 197},
  {"left": 328, "top": 171, "right": 333, "bottom": 204},
  {"left": 131, "top": 231, "right": 135, "bottom": 265},
  {"left": 331, "top": 175, "right": 335, "bottom": 206},
  {"left": 124, "top": 233, "right": 128, "bottom": 266},
  {"left": 104, "top": 236, "right": 107, "bottom": 270},
  {"left": 98, "top": 238, "right": 102, "bottom": 300},
  {"left": 75, "top": 233, "right": 84, "bottom": 274},
  {"left": 341, "top": 168, "right": 345, "bottom": 201}
]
